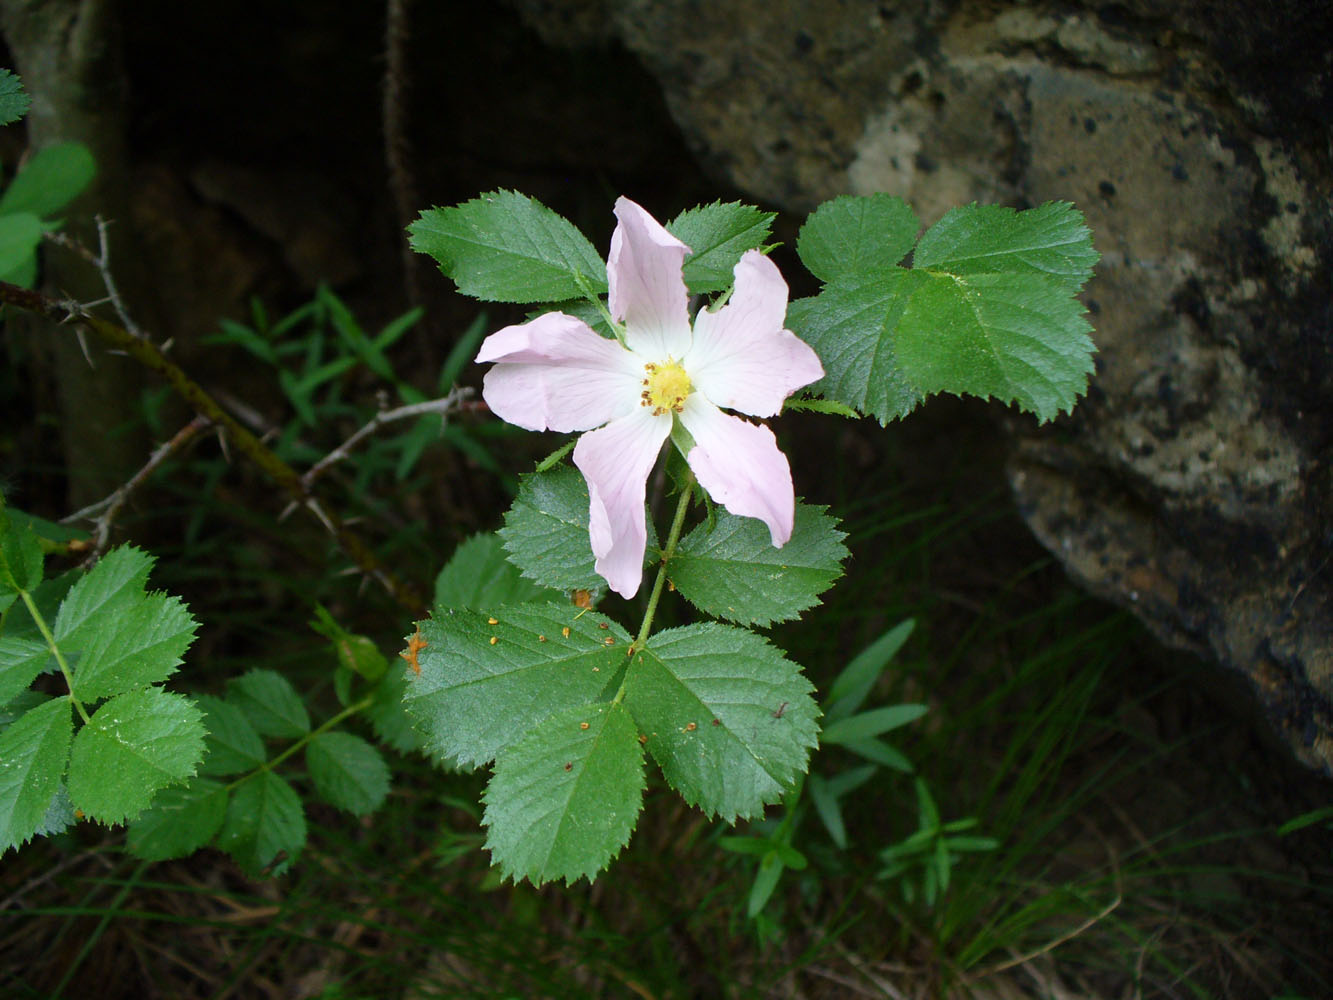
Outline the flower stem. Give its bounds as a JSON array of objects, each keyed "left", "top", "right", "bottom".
[
  {"left": 19, "top": 588, "right": 90, "bottom": 724},
  {"left": 629, "top": 471, "right": 695, "bottom": 656}
]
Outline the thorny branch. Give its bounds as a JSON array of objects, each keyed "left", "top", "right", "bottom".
[
  {"left": 300, "top": 389, "right": 472, "bottom": 493},
  {"left": 0, "top": 279, "right": 430, "bottom": 614},
  {"left": 43, "top": 216, "right": 145, "bottom": 339},
  {"left": 63, "top": 413, "right": 213, "bottom": 558}
]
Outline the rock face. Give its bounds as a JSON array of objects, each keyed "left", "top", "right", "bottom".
[{"left": 513, "top": 0, "right": 1333, "bottom": 774}]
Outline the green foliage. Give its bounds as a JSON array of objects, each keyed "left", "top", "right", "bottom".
[
  {"left": 790, "top": 195, "right": 1098, "bottom": 423},
  {"left": 305, "top": 731, "right": 390, "bottom": 816},
  {"left": 0, "top": 697, "right": 71, "bottom": 852},
  {"left": 669, "top": 502, "right": 848, "bottom": 627},
  {"left": 624, "top": 624, "right": 818, "bottom": 821},
  {"left": 409, "top": 190, "right": 607, "bottom": 303},
  {"left": 796, "top": 192, "right": 919, "bottom": 283},
  {"left": 499, "top": 464, "right": 655, "bottom": 593},
  {"left": 216, "top": 770, "right": 306, "bottom": 877},
  {"left": 125, "top": 779, "right": 229, "bottom": 861},
  {"left": 0, "top": 524, "right": 206, "bottom": 853},
  {"left": 666, "top": 200, "right": 776, "bottom": 293},
  {"left": 483, "top": 701, "right": 645, "bottom": 884},
  {"left": 227, "top": 668, "right": 311, "bottom": 739},
  {"left": 877, "top": 778, "right": 998, "bottom": 908},
  {"left": 0, "top": 69, "right": 30, "bottom": 126},
  {"left": 434, "top": 531, "right": 561, "bottom": 609},
  {"left": 66, "top": 687, "right": 206, "bottom": 824},
  {"left": 0, "top": 137, "right": 96, "bottom": 286},
  {"left": 403, "top": 604, "right": 629, "bottom": 769}
]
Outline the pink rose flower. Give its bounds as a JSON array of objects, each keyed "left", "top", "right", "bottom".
[{"left": 476, "top": 197, "right": 823, "bottom": 597}]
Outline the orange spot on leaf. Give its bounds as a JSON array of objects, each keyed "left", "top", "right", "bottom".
[{"left": 400, "top": 626, "right": 428, "bottom": 675}]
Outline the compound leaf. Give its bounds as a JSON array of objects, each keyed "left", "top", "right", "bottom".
[
  {"left": 66, "top": 687, "right": 205, "bottom": 825},
  {"left": 670, "top": 502, "right": 848, "bottom": 627},
  {"left": 409, "top": 190, "right": 606, "bottom": 304},
  {"left": 483, "top": 701, "right": 644, "bottom": 885},
  {"left": 624, "top": 624, "right": 819, "bottom": 821},
  {"left": 403, "top": 603, "right": 628, "bottom": 768}
]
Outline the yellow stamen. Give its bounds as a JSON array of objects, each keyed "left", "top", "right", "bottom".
[{"left": 640, "top": 360, "right": 692, "bottom": 416}]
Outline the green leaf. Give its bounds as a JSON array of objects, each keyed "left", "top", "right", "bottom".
[
  {"left": 305, "top": 732, "right": 390, "bottom": 816},
  {"left": 126, "top": 778, "right": 229, "bottom": 861},
  {"left": 914, "top": 201, "right": 1098, "bottom": 293},
  {"left": 781, "top": 395, "right": 860, "bottom": 418},
  {"left": 68, "top": 591, "right": 197, "bottom": 701},
  {"left": 891, "top": 268, "right": 1097, "bottom": 422},
  {"left": 216, "top": 770, "right": 305, "bottom": 877},
  {"left": 34, "top": 784, "right": 75, "bottom": 838},
  {"left": 0, "top": 70, "right": 30, "bottom": 126},
  {"left": 309, "top": 605, "right": 387, "bottom": 683},
  {"left": 500, "top": 465, "right": 656, "bottom": 593},
  {"left": 0, "top": 569, "right": 75, "bottom": 646},
  {"left": 808, "top": 765, "right": 877, "bottom": 849},
  {"left": 0, "top": 637, "right": 48, "bottom": 708},
  {"left": 435, "top": 532, "right": 562, "bottom": 610},
  {"left": 0, "top": 143, "right": 96, "bottom": 219},
  {"left": 821, "top": 704, "right": 927, "bottom": 745},
  {"left": 624, "top": 624, "right": 819, "bottom": 821},
  {"left": 0, "top": 505, "right": 44, "bottom": 593},
  {"left": 786, "top": 273, "right": 924, "bottom": 424},
  {"left": 842, "top": 736, "right": 914, "bottom": 772},
  {"left": 403, "top": 603, "right": 628, "bottom": 768},
  {"left": 796, "top": 193, "right": 919, "bottom": 284},
  {"left": 0, "top": 697, "right": 72, "bottom": 853},
  {"left": 366, "top": 664, "right": 424, "bottom": 755},
  {"left": 408, "top": 190, "right": 607, "bottom": 303},
  {"left": 66, "top": 688, "right": 206, "bottom": 824},
  {"left": 670, "top": 502, "right": 848, "bottom": 627},
  {"left": 824, "top": 618, "right": 915, "bottom": 722},
  {"left": 54, "top": 546, "right": 154, "bottom": 651},
  {"left": 747, "top": 852, "right": 786, "bottom": 917},
  {"left": 666, "top": 201, "right": 776, "bottom": 293},
  {"left": 195, "top": 694, "right": 266, "bottom": 777},
  {"left": 227, "top": 668, "right": 310, "bottom": 739},
  {"left": 0, "top": 213, "right": 42, "bottom": 287},
  {"left": 790, "top": 201, "right": 1098, "bottom": 423},
  {"left": 482, "top": 701, "right": 644, "bottom": 885}
]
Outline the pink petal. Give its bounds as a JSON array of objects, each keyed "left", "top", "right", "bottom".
[
  {"left": 679, "top": 395, "right": 795, "bottom": 546},
  {"left": 477, "top": 312, "right": 643, "bottom": 432},
  {"left": 684, "top": 250, "right": 824, "bottom": 417},
  {"left": 608, "top": 197, "right": 693, "bottom": 361},
  {"left": 573, "top": 408, "right": 672, "bottom": 597}
]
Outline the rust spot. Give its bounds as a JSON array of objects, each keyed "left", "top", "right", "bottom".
[
  {"left": 564, "top": 762, "right": 573, "bottom": 771},
  {"left": 489, "top": 636, "right": 498, "bottom": 646},
  {"left": 667, "top": 579, "right": 676, "bottom": 592},
  {"left": 562, "top": 626, "right": 571, "bottom": 638},
  {"left": 400, "top": 625, "right": 428, "bottom": 675},
  {"left": 487, "top": 617, "right": 498, "bottom": 625},
  {"left": 598, "top": 622, "right": 610, "bottom": 630},
  {"left": 572, "top": 589, "right": 593, "bottom": 608},
  {"left": 603, "top": 636, "right": 615, "bottom": 646},
  {"left": 685, "top": 722, "right": 697, "bottom": 731},
  {"left": 638, "top": 733, "right": 648, "bottom": 744},
  {"left": 538, "top": 634, "right": 547, "bottom": 642},
  {"left": 580, "top": 722, "right": 590, "bottom": 730},
  {"left": 712, "top": 718, "right": 721, "bottom": 726}
]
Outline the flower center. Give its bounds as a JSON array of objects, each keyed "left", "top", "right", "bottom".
[{"left": 640, "top": 361, "right": 693, "bottom": 416}]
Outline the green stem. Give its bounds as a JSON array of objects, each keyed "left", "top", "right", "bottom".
[
  {"left": 229, "top": 695, "right": 374, "bottom": 789},
  {"left": 572, "top": 271, "right": 628, "bottom": 346},
  {"left": 628, "top": 472, "right": 695, "bottom": 657},
  {"left": 19, "top": 588, "right": 90, "bottom": 724}
]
